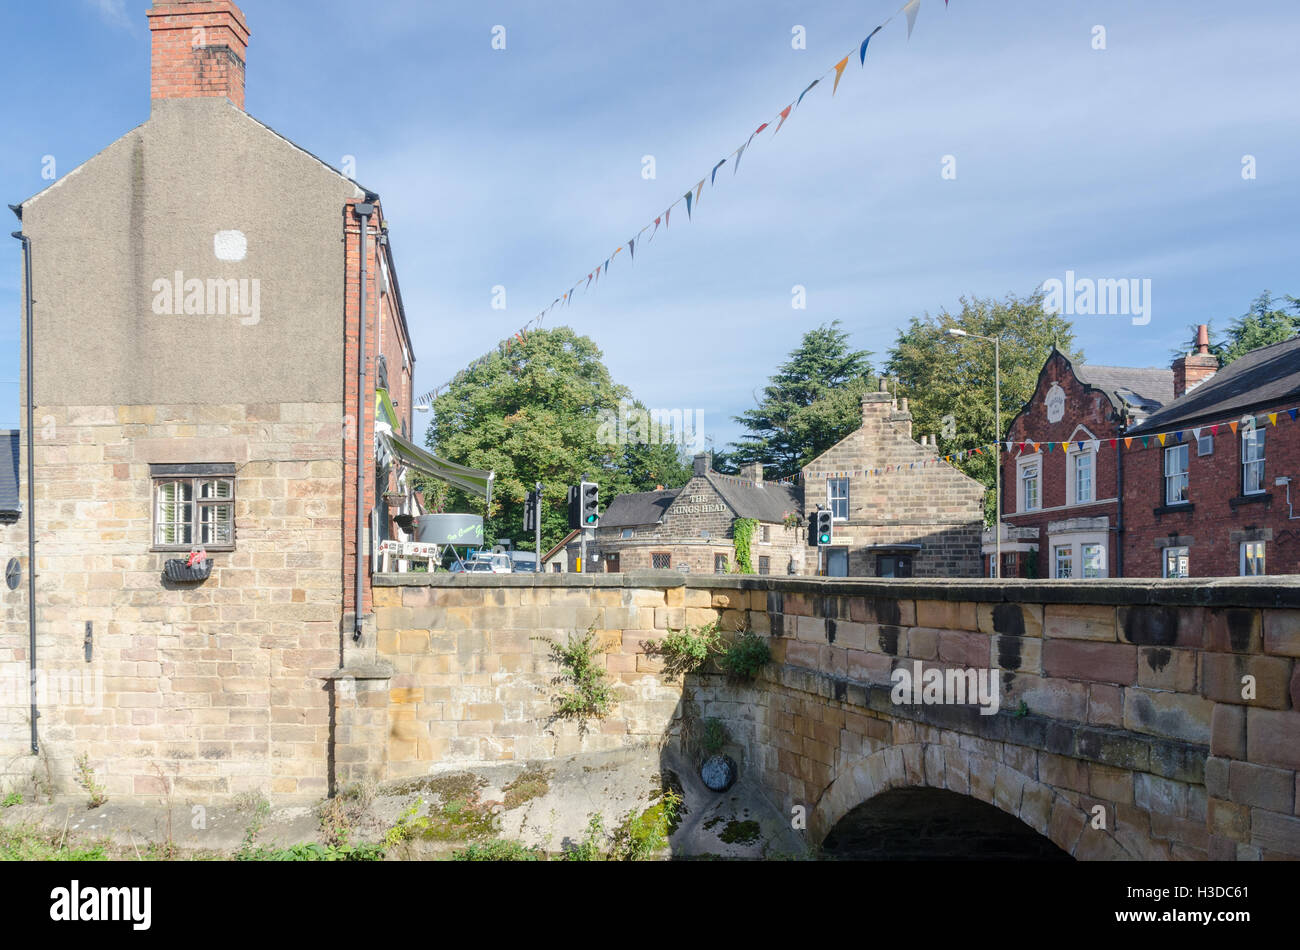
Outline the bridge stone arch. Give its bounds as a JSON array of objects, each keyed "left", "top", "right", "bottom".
[{"left": 810, "top": 738, "right": 1154, "bottom": 860}]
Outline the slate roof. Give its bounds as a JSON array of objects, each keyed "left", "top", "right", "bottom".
[
  {"left": 599, "top": 489, "right": 680, "bottom": 528},
  {"left": 1074, "top": 364, "right": 1175, "bottom": 415},
  {"left": 1128, "top": 335, "right": 1300, "bottom": 435},
  {"left": 706, "top": 474, "right": 803, "bottom": 523},
  {"left": 0, "top": 431, "right": 19, "bottom": 515}
]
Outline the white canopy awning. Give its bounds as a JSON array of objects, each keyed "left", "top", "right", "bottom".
[{"left": 379, "top": 431, "right": 494, "bottom": 508}]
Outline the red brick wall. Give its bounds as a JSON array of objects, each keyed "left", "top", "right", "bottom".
[
  {"left": 341, "top": 202, "right": 385, "bottom": 620},
  {"left": 1002, "top": 351, "right": 1125, "bottom": 573},
  {"left": 147, "top": 1, "right": 251, "bottom": 109},
  {"left": 1122, "top": 403, "right": 1300, "bottom": 577}
]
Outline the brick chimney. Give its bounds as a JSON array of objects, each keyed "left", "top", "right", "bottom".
[
  {"left": 693, "top": 452, "right": 712, "bottom": 477},
  {"left": 739, "top": 461, "right": 763, "bottom": 484},
  {"left": 1171, "top": 324, "right": 1218, "bottom": 399},
  {"left": 147, "top": 1, "right": 250, "bottom": 110}
]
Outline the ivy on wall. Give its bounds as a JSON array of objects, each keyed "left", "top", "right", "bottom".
[{"left": 732, "top": 519, "right": 757, "bottom": 574}]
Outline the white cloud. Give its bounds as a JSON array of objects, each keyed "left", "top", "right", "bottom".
[{"left": 84, "top": 0, "right": 133, "bottom": 30}]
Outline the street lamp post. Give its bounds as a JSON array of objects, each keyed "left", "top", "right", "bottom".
[{"left": 947, "top": 328, "right": 1002, "bottom": 577}]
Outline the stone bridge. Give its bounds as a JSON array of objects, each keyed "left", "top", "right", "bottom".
[{"left": 345, "top": 573, "right": 1300, "bottom": 860}]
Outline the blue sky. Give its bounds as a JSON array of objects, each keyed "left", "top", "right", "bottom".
[{"left": 2, "top": 0, "right": 1298, "bottom": 450}]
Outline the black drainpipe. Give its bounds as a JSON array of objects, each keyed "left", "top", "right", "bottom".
[
  {"left": 11, "top": 225, "right": 38, "bottom": 752},
  {"left": 1115, "top": 417, "right": 1125, "bottom": 578},
  {"left": 353, "top": 202, "right": 374, "bottom": 642}
]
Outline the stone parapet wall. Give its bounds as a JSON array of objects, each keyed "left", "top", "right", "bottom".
[{"left": 361, "top": 572, "right": 1300, "bottom": 859}]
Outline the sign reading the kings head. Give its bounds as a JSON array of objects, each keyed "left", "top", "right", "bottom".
[{"left": 672, "top": 493, "right": 727, "bottom": 516}]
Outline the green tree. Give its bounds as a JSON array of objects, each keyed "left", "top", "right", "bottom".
[
  {"left": 1213, "top": 292, "right": 1299, "bottom": 366},
  {"left": 884, "top": 291, "right": 1079, "bottom": 525},
  {"left": 730, "top": 321, "right": 874, "bottom": 478},
  {"left": 421, "top": 327, "right": 691, "bottom": 551}
]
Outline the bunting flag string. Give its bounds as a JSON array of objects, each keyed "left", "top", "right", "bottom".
[{"left": 413, "top": 0, "right": 948, "bottom": 409}]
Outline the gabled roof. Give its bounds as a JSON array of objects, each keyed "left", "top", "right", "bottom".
[
  {"left": 1128, "top": 335, "right": 1300, "bottom": 435},
  {"left": 601, "top": 489, "right": 679, "bottom": 528},
  {"left": 0, "top": 431, "right": 20, "bottom": 514},
  {"left": 541, "top": 529, "right": 581, "bottom": 563},
  {"left": 1073, "top": 364, "right": 1174, "bottom": 415},
  {"left": 706, "top": 474, "right": 802, "bottom": 523}
]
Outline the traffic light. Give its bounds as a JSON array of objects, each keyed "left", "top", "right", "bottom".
[
  {"left": 523, "top": 490, "right": 539, "bottom": 532},
  {"left": 816, "top": 508, "right": 833, "bottom": 546},
  {"left": 807, "top": 510, "right": 818, "bottom": 548},
  {"left": 567, "top": 485, "right": 580, "bottom": 529},
  {"left": 580, "top": 481, "right": 600, "bottom": 527}
]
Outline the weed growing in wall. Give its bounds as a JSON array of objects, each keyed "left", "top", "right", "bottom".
[{"left": 533, "top": 628, "right": 616, "bottom": 731}]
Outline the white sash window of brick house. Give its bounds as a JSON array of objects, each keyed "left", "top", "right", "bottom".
[
  {"left": 1240, "top": 540, "right": 1265, "bottom": 576},
  {"left": 1242, "top": 429, "right": 1265, "bottom": 495},
  {"left": 1164, "top": 444, "right": 1189, "bottom": 505},
  {"left": 151, "top": 463, "right": 236, "bottom": 551},
  {"left": 827, "top": 477, "right": 849, "bottom": 520},
  {"left": 1070, "top": 447, "right": 1094, "bottom": 504},
  {"left": 1163, "top": 545, "right": 1190, "bottom": 578},
  {"left": 1017, "top": 456, "right": 1040, "bottom": 512}
]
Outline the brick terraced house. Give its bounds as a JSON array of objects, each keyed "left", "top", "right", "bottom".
[
  {"left": 993, "top": 348, "right": 1174, "bottom": 579},
  {"left": 0, "top": 0, "right": 491, "bottom": 800},
  {"left": 1124, "top": 333, "right": 1300, "bottom": 578}
]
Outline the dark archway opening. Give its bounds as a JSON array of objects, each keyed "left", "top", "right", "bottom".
[{"left": 821, "top": 787, "right": 1073, "bottom": 860}]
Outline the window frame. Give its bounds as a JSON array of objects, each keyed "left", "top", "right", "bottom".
[
  {"left": 1017, "top": 454, "right": 1042, "bottom": 513},
  {"left": 1081, "top": 543, "right": 1105, "bottom": 579},
  {"left": 1240, "top": 541, "right": 1266, "bottom": 577},
  {"left": 758, "top": 556, "right": 771, "bottom": 575},
  {"left": 1069, "top": 445, "right": 1095, "bottom": 505},
  {"left": 714, "top": 553, "right": 729, "bottom": 574},
  {"left": 1197, "top": 433, "right": 1213, "bottom": 457},
  {"left": 1053, "top": 544, "right": 1073, "bottom": 579},
  {"left": 1164, "top": 443, "right": 1190, "bottom": 506},
  {"left": 651, "top": 552, "right": 672, "bottom": 570},
  {"left": 1163, "top": 546, "right": 1190, "bottom": 579},
  {"left": 150, "top": 464, "right": 236, "bottom": 552},
  {"left": 827, "top": 477, "right": 850, "bottom": 521},
  {"left": 1242, "top": 428, "right": 1266, "bottom": 496}
]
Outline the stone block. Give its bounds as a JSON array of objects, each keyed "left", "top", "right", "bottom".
[
  {"left": 977, "top": 602, "right": 1043, "bottom": 639},
  {"left": 1263, "top": 610, "right": 1300, "bottom": 657},
  {"left": 1201, "top": 653, "right": 1293, "bottom": 709},
  {"left": 1122, "top": 687, "right": 1212, "bottom": 744},
  {"left": 1228, "top": 761, "right": 1296, "bottom": 813},
  {"left": 1246, "top": 708, "right": 1300, "bottom": 771},
  {"left": 1204, "top": 608, "right": 1262, "bottom": 654},
  {"left": 915, "top": 600, "right": 977, "bottom": 631},
  {"left": 1210, "top": 703, "right": 1246, "bottom": 759},
  {"left": 1044, "top": 604, "right": 1116, "bottom": 641},
  {"left": 1087, "top": 683, "right": 1123, "bottom": 727},
  {"left": 1042, "top": 640, "right": 1136, "bottom": 684},
  {"left": 1136, "top": 647, "right": 1197, "bottom": 692}
]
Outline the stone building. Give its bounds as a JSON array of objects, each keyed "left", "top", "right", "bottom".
[
  {"left": 993, "top": 348, "right": 1173, "bottom": 578},
  {"left": 800, "top": 384, "right": 986, "bottom": 577},
  {"left": 1123, "top": 332, "right": 1300, "bottom": 577},
  {"left": 0, "top": 432, "right": 18, "bottom": 531},
  {"left": 589, "top": 455, "right": 806, "bottom": 575},
  {"left": 0, "top": 0, "right": 490, "bottom": 800}
]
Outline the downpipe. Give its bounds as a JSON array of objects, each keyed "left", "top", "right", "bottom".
[
  {"left": 11, "top": 228, "right": 37, "bottom": 752},
  {"left": 353, "top": 203, "right": 374, "bottom": 642}
]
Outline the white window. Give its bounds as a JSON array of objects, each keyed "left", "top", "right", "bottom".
[
  {"left": 828, "top": 478, "right": 849, "bottom": 520},
  {"left": 620, "top": 529, "right": 633, "bottom": 539},
  {"left": 1164, "top": 444, "right": 1189, "bottom": 505},
  {"left": 1054, "top": 545, "right": 1073, "bottom": 578},
  {"left": 1071, "top": 449, "right": 1094, "bottom": 505},
  {"left": 1242, "top": 429, "right": 1265, "bottom": 495},
  {"left": 153, "top": 470, "right": 235, "bottom": 550},
  {"left": 1197, "top": 433, "right": 1213, "bottom": 456},
  {"left": 1082, "top": 543, "right": 1105, "bottom": 578},
  {"left": 1018, "top": 457, "right": 1041, "bottom": 512},
  {"left": 1163, "top": 546, "right": 1190, "bottom": 579},
  {"left": 1240, "top": 541, "right": 1265, "bottom": 576}
]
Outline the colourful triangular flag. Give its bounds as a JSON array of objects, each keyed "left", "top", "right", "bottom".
[
  {"left": 1158, "top": 434, "right": 1167, "bottom": 445},
  {"left": 832, "top": 56, "right": 849, "bottom": 95},
  {"left": 797, "top": 80, "right": 819, "bottom": 108},
  {"left": 711, "top": 159, "right": 726, "bottom": 185},
  {"left": 860, "top": 26, "right": 883, "bottom": 65},
  {"left": 904, "top": 0, "right": 921, "bottom": 39},
  {"left": 684, "top": 190, "right": 693, "bottom": 219},
  {"left": 1269, "top": 412, "right": 1278, "bottom": 427},
  {"left": 773, "top": 105, "right": 793, "bottom": 134}
]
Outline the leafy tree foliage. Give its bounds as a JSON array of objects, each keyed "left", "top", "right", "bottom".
[
  {"left": 884, "top": 291, "right": 1079, "bottom": 524},
  {"left": 729, "top": 321, "right": 874, "bottom": 478},
  {"left": 1209, "top": 292, "right": 1299, "bottom": 366},
  {"left": 420, "top": 327, "right": 691, "bottom": 551}
]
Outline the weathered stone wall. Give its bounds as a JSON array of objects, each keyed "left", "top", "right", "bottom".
[
  {"left": 358, "top": 573, "right": 1300, "bottom": 860},
  {"left": 802, "top": 392, "right": 986, "bottom": 577},
  {"left": 0, "top": 403, "right": 345, "bottom": 800}
]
